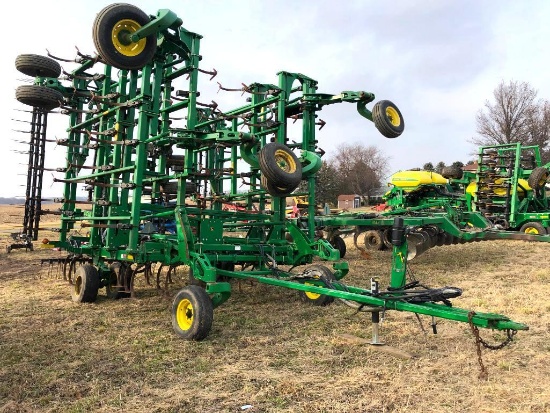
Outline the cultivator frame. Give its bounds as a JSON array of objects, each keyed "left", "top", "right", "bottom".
[{"left": 14, "top": 3, "right": 528, "bottom": 342}]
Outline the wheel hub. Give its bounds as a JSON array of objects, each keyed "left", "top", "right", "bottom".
[
  {"left": 176, "top": 299, "right": 194, "bottom": 330},
  {"left": 385, "top": 106, "right": 401, "bottom": 127},
  {"left": 112, "top": 19, "right": 147, "bottom": 56}
]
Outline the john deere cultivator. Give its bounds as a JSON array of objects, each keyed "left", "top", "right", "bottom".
[{"left": 14, "top": 3, "right": 527, "bottom": 343}]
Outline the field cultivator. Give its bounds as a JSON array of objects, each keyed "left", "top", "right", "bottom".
[{"left": 13, "top": 3, "right": 528, "bottom": 346}]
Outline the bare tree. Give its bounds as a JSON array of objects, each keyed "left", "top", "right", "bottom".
[
  {"left": 296, "top": 161, "right": 341, "bottom": 206},
  {"left": 331, "top": 143, "right": 389, "bottom": 205},
  {"left": 525, "top": 100, "right": 550, "bottom": 163},
  {"left": 471, "top": 80, "right": 543, "bottom": 147}
]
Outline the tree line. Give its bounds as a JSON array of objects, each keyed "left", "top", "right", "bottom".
[{"left": 306, "top": 80, "right": 549, "bottom": 206}]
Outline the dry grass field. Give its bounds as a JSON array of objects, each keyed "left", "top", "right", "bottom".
[{"left": 0, "top": 204, "right": 549, "bottom": 412}]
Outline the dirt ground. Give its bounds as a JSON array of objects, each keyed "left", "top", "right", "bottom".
[{"left": 0, "top": 204, "right": 549, "bottom": 412}]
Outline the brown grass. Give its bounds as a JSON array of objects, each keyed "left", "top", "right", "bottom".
[{"left": 0, "top": 205, "right": 549, "bottom": 412}]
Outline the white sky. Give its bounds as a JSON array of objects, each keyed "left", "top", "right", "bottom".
[{"left": 2, "top": 0, "right": 550, "bottom": 198}]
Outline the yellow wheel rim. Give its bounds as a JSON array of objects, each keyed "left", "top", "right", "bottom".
[
  {"left": 524, "top": 227, "right": 541, "bottom": 235},
  {"left": 176, "top": 298, "right": 194, "bottom": 331},
  {"left": 111, "top": 19, "right": 147, "bottom": 57},
  {"left": 385, "top": 106, "right": 401, "bottom": 127},
  {"left": 274, "top": 149, "right": 296, "bottom": 173},
  {"left": 304, "top": 281, "right": 321, "bottom": 300}
]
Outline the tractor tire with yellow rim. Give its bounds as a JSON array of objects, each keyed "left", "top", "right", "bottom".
[
  {"left": 93, "top": 3, "right": 157, "bottom": 70},
  {"left": 171, "top": 285, "right": 213, "bottom": 340},
  {"left": 299, "top": 265, "right": 336, "bottom": 306},
  {"left": 260, "top": 175, "right": 293, "bottom": 197},
  {"left": 519, "top": 222, "right": 547, "bottom": 235},
  {"left": 372, "top": 100, "right": 404, "bottom": 138},
  {"left": 259, "top": 142, "right": 302, "bottom": 190},
  {"left": 71, "top": 264, "right": 100, "bottom": 303}
]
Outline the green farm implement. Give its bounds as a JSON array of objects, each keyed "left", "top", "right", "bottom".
[
  {"left": 335, "top": 143, "right": 550, "bottom": 254},
  {"left": 384, "top": 143, "right": 550, "bottom": 234},
  {"left": 13, "top": 3, "right": 527, "bottom": 344}
]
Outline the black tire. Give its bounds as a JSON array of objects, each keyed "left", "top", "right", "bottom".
[
  {"left": 299, "top": 265, "right": 335, "bottom": 306},
  {"left": 528, "top": 167, "right": 549, "bottom": 191},
  {"left": 72, "top": 264, "right": 100, "bottom": 303},
  {"left": 441, "top": 166, "right": 463, "bottom": 180},
  {"left": 363, "top": 230, "right": 384, "bottom": 250},
  {"left": 171, "top": 285, "right": 214, "bottom": 341},
  {"left": 330, "top": 235, "right": 347, "bottom": 258},
  {"left": 15, "top": 54, "right": 61, "bottom": 78},
  {"left": 372, "top": 100, "right": 404, "bottom": 138},
  {"left": 16, "top": 85, "right": 64, "bottom": 111},
  {"left": 105, "top": 262, "right": 131, "bottom": 299},
  {"left": 259, "top": 143, "right": 302, "bottom": 189},
  {"left": 260, "top": 175, "right": 294, "bottom": 197},
  {"left": 519, "top": 222, "right": 547, "bottom": 235},
  {"left": 93, "top": 3, "right": 157, "bottom": 70}
]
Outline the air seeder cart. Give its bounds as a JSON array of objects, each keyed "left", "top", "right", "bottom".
[{"left": 14, "top": 3, "right": 527, "bottom": 344}]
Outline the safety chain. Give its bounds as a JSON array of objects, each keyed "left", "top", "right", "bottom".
[{"left": 467, "top": 311, "right": 517, "bottom": 380}]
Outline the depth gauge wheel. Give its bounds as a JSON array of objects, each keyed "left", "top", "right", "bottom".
[
  {"left": 71, "top": 264, "right": 100, "bottom": 303},
  {"left": 519, "top": 222, "right": 547, "bottom": 235},
  {"left": 93, "top": 3, "right": 157, "bottom": 70},
  {"left": 16, "top": 85, "right": 63, "bottom": 111},
  {"left": 299, "top": 265, "right": 336, "bottom": 306},
  {"left": 372, "top": 100, "right": 404, "bottom": 138},
  {"left": 259, "top": 143, "right": 302, "bottom": 190},
  {"left": 15, "top": 54, "right": 61, "bottom": 78},
  {"left": 172, "top": 285, "right": 214, "bottom": 340}
]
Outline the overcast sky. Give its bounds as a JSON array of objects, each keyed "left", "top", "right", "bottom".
[{"left": 2, "top": 0, "right": 549, "bottom": 198}]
